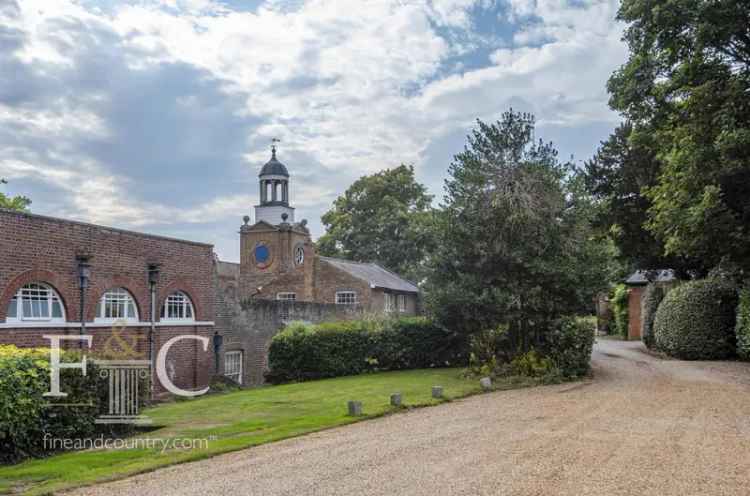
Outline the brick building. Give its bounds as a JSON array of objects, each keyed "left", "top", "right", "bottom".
[
  {"left": 0, "top": 209, "right": 215, "bottom": 397},
  {"left": 235, "top": 146, "right": 420, "bottom": 314},
  {"left": 1, "top": 147, "right": 421, "bottom": 391}
]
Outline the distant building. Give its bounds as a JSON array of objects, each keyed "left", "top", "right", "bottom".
[{"left": 623, "top": 269, "right": 677, "bottom": 340}]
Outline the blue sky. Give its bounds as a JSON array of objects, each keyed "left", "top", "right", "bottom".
[{"left": 0, "top": 0, "right": 627, "bottom": 262}]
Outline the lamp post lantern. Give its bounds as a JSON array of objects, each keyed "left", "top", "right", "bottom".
[
  {"left": 76, "top": 255, "right": 92, "bottom": 349},
  {"left": 147, "top": 263, "right": 160, "bottom": 399}
]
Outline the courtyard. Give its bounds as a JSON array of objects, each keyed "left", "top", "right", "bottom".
[{"left": 66, "top": 338, "right": 750, "bottom": 496}]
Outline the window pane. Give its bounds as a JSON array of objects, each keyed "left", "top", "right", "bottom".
[
  {"left": 186, "top": 305, "right": 193, "bottom": 319},
  {"left": 51, "top": 300, "right": 62, "bottom": 318},
  {"left": 23, "top": 299, "right": 32, "bottom": 317},
  {"left": 7, "top": 298, "right": 17, "bottom": 318}
]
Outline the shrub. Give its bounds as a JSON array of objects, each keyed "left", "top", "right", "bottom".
[
  {"left": 266, "top": 317, "right": 465, "bottom": 383},
  {"left": 641, "top": 284, "right": 665, "bottom": 349},
  {"left": 611, "top": 284, "right": 630, "bottom": 339},
  {"left": 541, "top": 316, "right": 595, "bottom": 378},
  {"left": 510, "top": 350, "right": 556, "bottom": 378},
  {"left": 653, "top": 279, "right": 738, "bottom": 360},
  {"left": 736, "top": 289, "right": 750, "bottom": 360},
  {"left": 0, "top": 345, "right": 107, "bottom": 463},
  {"left": 467, "top": 325, "right": 511, "bottom": 377}
]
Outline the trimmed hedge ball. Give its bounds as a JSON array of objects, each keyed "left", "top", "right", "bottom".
[{"left": 653, "top": 279, "right": 738, "bottom": 360}]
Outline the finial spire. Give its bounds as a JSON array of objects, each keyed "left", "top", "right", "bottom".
[{"left": 271, "top": 138, "right": 281, "bottom": 159}]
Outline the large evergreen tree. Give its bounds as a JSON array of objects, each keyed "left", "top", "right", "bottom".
[
  {"left": 606, "top": 0, "right": 750, "bottom": 272},
  {"left": 426, "top": 111, "right": 611, "bottom": 341}
]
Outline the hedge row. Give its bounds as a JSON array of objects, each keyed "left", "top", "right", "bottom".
[
  {"left": 641, "top": 284, "right": 665, "bottom": 349},
  {"left": 266, "top": 317, "right": 466, "bottom": 383},
  {"left": 611, "top": 284, "right": 629, "bottom": 338},
  {"left": 736, "top": 289, "right": 750, "bottom": 360},
  {"left": 653, "top": 279, "right": 738, "bottom": 360},
  {"left": 0, "top": 346, "right": 108, "bottom": 463},
  {"left": 541, "top": 316, "right": 596, "bottom": 378}
]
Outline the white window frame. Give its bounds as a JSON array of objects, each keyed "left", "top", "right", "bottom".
[
  {"left": 398, "top": 294, "right": 407, "bottom": 313},
  {"left": 336, "top": 291, "right": 357, "bottom": 305},
  {"left": 385, "top": 293, "right": 396, "bottom": 312},
  {"left": 224, "top": 351, "right": 243, "bottom": 384},
  {"left": 161, "top": 291, "right": 195, "bottom": 322},
  {"left": 276, "top": 292, "right": 297, "bottom": 301},
  {"left": 95, "top": 288, "right": 139, "bottom": 323},
  {"left": 6, "top": 283, "right": 66, "bottom": 324},
  {"left": 294, "top": 245, "right": 304, "bottom": 266}
]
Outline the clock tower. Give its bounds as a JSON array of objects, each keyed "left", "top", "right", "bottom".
[{"left": 239, "top": 144, "right": 314, "bottom": 301}]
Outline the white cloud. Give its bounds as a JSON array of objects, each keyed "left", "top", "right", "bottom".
[{"left": 1, "top": 0, "right": 628, "bottom": 260}]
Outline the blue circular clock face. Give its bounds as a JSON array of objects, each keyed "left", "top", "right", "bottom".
[{"left": 255, "top": 245, "right": 270, "bottom": 263}]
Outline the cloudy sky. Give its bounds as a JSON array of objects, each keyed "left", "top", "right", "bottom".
[{"left": 0, "top": 0, "right": 627, "bottom": 262}]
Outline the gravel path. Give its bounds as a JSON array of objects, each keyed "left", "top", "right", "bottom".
[{"left": 68, "top": 339, "right": 750, "bottom": 496}]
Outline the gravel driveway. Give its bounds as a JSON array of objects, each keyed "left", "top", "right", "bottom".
[{"left": 69, "top": 339, "right": 750, "bottom": 496}]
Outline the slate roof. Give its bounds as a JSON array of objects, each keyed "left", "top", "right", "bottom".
[
  {"left": 320, "top": 257, "right": 419, "bottom": 293},
  {"left": 625, "top": 269, "right": 676, "bottom": 286},
  {"left": 259, "top": 156, "right": 289, "bottom": 177}
]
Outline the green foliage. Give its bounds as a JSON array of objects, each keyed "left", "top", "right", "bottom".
[
  {"left": 606, "top": 0, "right": 750, "bottom": 271},
  {"left": 317, "top": 164, "right": 435, "bottom": 283},
  {"left": 467, "top": 325, "right": 510, "bottom": 377},
  {"left": 641, "top": 284, "right": 665, "bottom": 349},
  {"left": 541, "top": 316, "right": 596, "bottom": 378},
  {"left": 0, "top": 345, "right": 107, "bottom": 463},
  {"left": 509, "top": 350, "right": 556, "bottom": 378},
  {"left": 654, "top": 279, "right": 739, "bottom": 359},
  {"left": 0, "top": 178, "right": 31, "bottom": 211},
  {"left": 266, "top": 317, "right": 465, "bottom": 383},
  {"left": 426, "top": 110, "right": 613, "bottom": 341},
  {"left": 735, "top": 289, "right": 750, "bottom": 360},
  {"left": 611, "top": 284, "right": 630, "bottom": 339}
]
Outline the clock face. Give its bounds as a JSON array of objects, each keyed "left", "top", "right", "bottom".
[{"left": 254, "top": 243, "right": 272, "bottom": 269}]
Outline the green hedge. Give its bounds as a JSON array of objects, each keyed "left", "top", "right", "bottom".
[
  {"left": 736, "top": 289, "right": 750, "bottom": 360},
  {"left": 653, "top": 279, "right": 738, "bottom": 360},
  {"left": 611, "top": 284, "right": 629, "bottom": 338},
  {"left": 541, "top": 316, "right": 595, "bottom": 378},
  {"left": 0, "top": 346, "right": 108, "bottom": 463},
  {"left": 641, "top": 285, "right": 665, "bottom": 349},
  {"left": 266, "top": 317, "right": 465, "bottom": 383}
]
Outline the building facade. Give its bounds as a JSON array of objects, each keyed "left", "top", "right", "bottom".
[
  {"left": 0, "top": 209, "right": 215, "bottom": 397},
  {"left": 1, "top": 148, "right": 421, "bottom": 391}
]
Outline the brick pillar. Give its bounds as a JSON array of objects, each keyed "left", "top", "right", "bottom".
[{"left": 627, "top": 287, "right": 644, "bottom": 340}]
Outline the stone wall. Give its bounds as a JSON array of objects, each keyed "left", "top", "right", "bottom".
[{"left": 214, "top": 269, "right": 364, "bottom": 386}]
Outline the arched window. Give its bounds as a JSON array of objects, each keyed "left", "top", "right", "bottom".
[
  {"left": 96, "top": 288, "right": 138, "bottom": 322},
  {"left": 6, "top": 283, "right": 65, "bottom": 323},
  {"left": 161, "top": 291, "right": 195, "bottom": 321}
]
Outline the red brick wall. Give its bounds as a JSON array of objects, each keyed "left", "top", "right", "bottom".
[
  {"left": 628, "top": 286, "right": 645, "bottom": 340},
  {"left": 0, "top": 209, "right": 215, "bottom": 398}
]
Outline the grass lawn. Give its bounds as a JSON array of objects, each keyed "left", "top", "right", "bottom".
[{"left": 0, "top": 368, "right": 503, "bottom": 495}]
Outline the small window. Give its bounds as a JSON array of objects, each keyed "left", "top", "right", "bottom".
[
  {"left": 6, "top": 283, "right": 65, "bottom": 323},
  {"left": 336, "top": 291, "right": 357, "bottom": 305},
  {"left": 161, "top": 291, "right": 195, "bottom": 321},
  {"left": 385, "top": 293, "right": 396, "bottom": 312},
  {"left": 276, "top": 292, "right": 296, "bottom": 302},
  {"left": 294, "top": 245, "right": 304, "bottom": 266},
  {"left": 398, "top": 294, "right": 407, "bottom": 313},
  {"left": 277, "top": 293, "right": 296, "bottom": 321},
  {"left": 225, "top": 351, "right": 243, "bottom": 384},
  {"left": 97, "top": 288, "right": 138, "bottom": 322}
]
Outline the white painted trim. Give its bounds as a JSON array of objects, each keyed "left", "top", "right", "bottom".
[{"left": 0, "top": 321, "right": 215, "bottom": 329}]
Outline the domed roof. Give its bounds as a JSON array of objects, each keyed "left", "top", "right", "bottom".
[{"left": 259, "top": 149, "right": 289, "bottom": 177}]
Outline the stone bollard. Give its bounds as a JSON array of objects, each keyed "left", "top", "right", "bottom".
[
  {"left": 432, "top": 386, "right": 444, "bottom": 399},
  {"left": 480, "top": 377, "right": 492, "bottom": 390},
  {"left": 390, "top": 393, "right": 402, "bottom": 407},
  {"left": 347, "top": 400, "right": 363, "bottom": 416}
]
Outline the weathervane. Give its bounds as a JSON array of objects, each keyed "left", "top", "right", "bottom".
[{"left": 271, "top": 138, "right": 281, "bottom": 158}]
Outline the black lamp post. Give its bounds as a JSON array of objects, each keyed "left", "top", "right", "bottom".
[
  {"left": 212, "top": 331, "right": 223, "bottom": 376},
  {"left": 76, "top": 255, "right": 91, "bottom": 348},
  {"left": 147, "top": 263, "right": 160, "bottom": 397}
]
